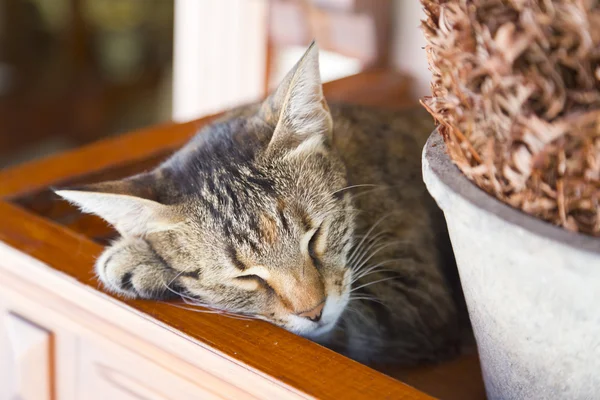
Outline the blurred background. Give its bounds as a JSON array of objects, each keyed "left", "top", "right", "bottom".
[{"left": 0, "top": 0, "right": 429, "bottom": 168}]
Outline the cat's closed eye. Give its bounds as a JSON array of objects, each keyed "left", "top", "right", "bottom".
[
  {"left": 233, "top": 274, "right": 263, "bottom": 291},
  {"left": 307, "top": 225, "right": 323, "bottom": 267},
  {"left": 234, "top": 274, "right": 272, "bottom": 292},
  {"left": 236, "top": 274, "right": 265, "bottom": 283}
]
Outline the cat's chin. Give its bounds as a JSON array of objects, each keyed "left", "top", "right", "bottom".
[
  {"left": 285, "top": 316, "right": 337, "bottom": 339},
  {"left": 285, "top": 292, "right": 349, "bottom": 339},
  {"left": 303, "top": 320, "right": 337, "bottom": 339}
]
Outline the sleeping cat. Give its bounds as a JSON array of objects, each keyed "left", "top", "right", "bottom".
[{"left": 56, "top": 42, "right": 461, "bottom": 364}]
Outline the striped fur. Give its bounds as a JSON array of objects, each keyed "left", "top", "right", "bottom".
[{"left": 56, "top": 44, "right": 461, "bottom": 365}]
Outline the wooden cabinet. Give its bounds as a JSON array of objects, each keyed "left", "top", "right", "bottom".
[
  {"left": 0, "top": 72, "right": 485, "bottom": 400},
  {"left": 76, "top": 338, "right": 228, "bottom": 400},
  {"left": 2, "top": 313, "right": 52, "bottom": 400}
]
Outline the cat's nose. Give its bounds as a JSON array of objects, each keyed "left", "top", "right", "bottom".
[{"left": 297, "top": 301, "right": 325, "bottom": 322}]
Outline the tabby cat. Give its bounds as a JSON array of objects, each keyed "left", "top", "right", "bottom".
[{"left": 56, "top": 43, "right": 460, "bottom": 364}]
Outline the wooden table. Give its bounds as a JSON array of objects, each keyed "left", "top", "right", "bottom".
[{"left": 0, "top": 71, "right": 486, "bottom": 400}]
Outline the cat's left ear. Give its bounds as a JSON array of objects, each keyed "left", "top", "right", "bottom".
[
  {"left": 54, "top": 174, "right": 183, "bottom": 237},
  {"left": 263, "top": 41, "right": 332, "bottom": 156}
]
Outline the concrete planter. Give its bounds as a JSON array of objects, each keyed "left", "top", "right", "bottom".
[{"left": 422, "top": 132, "right": 600, "bottom": 400}]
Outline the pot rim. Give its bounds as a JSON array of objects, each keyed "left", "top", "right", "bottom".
[{"left": 423, "top": 131, "right": 600, "bottom": 255}]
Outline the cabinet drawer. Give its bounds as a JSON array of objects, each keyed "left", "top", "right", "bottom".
[
  {"left": 2, "top": 313, "right": 53, "bottom": 400},
  {"left": 77, "top": 337, "right": 249, "bottom": 400}
]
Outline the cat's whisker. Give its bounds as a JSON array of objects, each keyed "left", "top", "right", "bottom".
[
  {"left": 175, "top": 298, "right": 257, "bottom": 321},
  {"left": 347, "top": 233, "right": 376, "bottom": 266},
  {"left": 160, "top": 264, "right": 206, "bottom": 302},
  {"left": 161, "top": 281, "right": 188, "bottom": 298},
  {"left": 350, "top": 186, "right": 390, "bottom": 200},
  {"left": 348, "top": 230, "right": 390, "bottom": 268},
  {"left": 171, "top": 303, "right": 256, "bottom": 321},
  {"left": 166, "top": 265, "right": 196, "bottom": 288},
  {"left": 167, "top": 302, "right": 221, "bottom": 314},
  {"left": 351, "top": 258, "right": 406, "bottom": 282},
  {"left": 348, "top": 294, "right": 380, "bottom": 302},
  {"left": 347, "top": 230, "right": 388, "bottom": 268},
  {"left": 221, "top": 313, "right": 257, "bottom": 322},
  {"left": 161, "top": 284, "right": 254, "bottom": 323},
  {"left": 348, "top": 291, "right": 380, "bottom": 299},
  {"left": 330, "top": 183, "right": 379, "bottom": 196},
  {"left": 180, "top": 296, "right": 224, "bottom": 311},
  {"left": 180, "top": 297, "right": 247, "bottom": 319},
  {"left": 348, "top": 294, "right": 392, "bottom": 311},
  {"left": 351, "top": 240, "right": 409, "bottom": 275},
  {"left": 351, "top": 267, "right": 398, "bottom": 284},
  {"left": 352, "top": 262, "right": 392, "bottom": 279},
  {"left": 346, "top": 212, "right": 392, "bottom": 263},
  {"left": 180, "top": 295, "right": 207, "bottom": 306},
  {"left": 348, "top": 296, "right": 387, "bottom": 306},
  {"left": 160, "top": 281, "right": 202, "bottom": 304},
  {"left": 350, "top": 240, "right": 402, "bottom": 274},
  {"left": 344, "top": 305, "right": 372, "bottom": 325},
  {"left": 344, "top": 304, "right": 363, "bottom": 316},
  {"left": 162, "top": 299, "right": 226, "bottom": 315},
  {"left": 350, "top": 276, "right": 401, "bottom": 293}
]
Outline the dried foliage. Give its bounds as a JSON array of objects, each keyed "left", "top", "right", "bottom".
[{"left": 421, "top": 0, "right": 600, "bottom": 236}]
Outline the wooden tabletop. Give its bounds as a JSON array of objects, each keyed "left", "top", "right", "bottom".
[{"left": 0, "top": 71, "right": 486, "bottom": 400}]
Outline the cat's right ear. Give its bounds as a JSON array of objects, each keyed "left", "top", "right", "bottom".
[
  {"left": 54, "top": 174, "right": 183, "bottom": 237},
  {"left": 261, "top": 41, "right": 332, "bottom": 156}
]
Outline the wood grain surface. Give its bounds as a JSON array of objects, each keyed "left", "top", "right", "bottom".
[{"left": 0, "top": 201, "right": 433, "bottom": 400}]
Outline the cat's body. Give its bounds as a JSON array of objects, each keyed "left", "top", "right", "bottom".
[
  {"left": 317, "top": 104, "right": 460, "bottom": 363},
  {"left": 57, "top": 43, "right": 460, "bottom": 364}
]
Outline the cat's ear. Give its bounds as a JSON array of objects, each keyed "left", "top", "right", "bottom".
[
  {"left": 263, "top": 41, "right": 332, "bottom": 155},
  {"left": 54, "top": 174, "right": 182, "bottom": 237}
]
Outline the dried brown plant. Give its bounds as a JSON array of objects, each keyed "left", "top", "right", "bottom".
[{"left": 421, "top": 0, "right": 600, "bottom": 236}]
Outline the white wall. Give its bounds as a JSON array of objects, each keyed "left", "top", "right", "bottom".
[
  {"left": 270, "top": 46, "right": 361, "bottom": 89},
  {"left": 172, "top": 0, "right": 432, "bottom": 122},
  {"left": 172, "top": 0, "right": 268, "bottom": 122},
  {"left": 391, "top": 0, "right": 431, "bottom": 98}
]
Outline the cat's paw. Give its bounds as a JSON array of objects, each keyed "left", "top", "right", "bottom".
[{"left": 96, "top": 238, "right": 177, "bottom": 299}]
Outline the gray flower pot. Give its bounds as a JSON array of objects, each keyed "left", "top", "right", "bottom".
[{"left": 422, "top": 132, "right": 600, "bottom": 400}]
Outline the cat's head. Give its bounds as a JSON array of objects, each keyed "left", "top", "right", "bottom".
[{"left": 56, "top": 43, "right": 356, "bottom": 337}]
